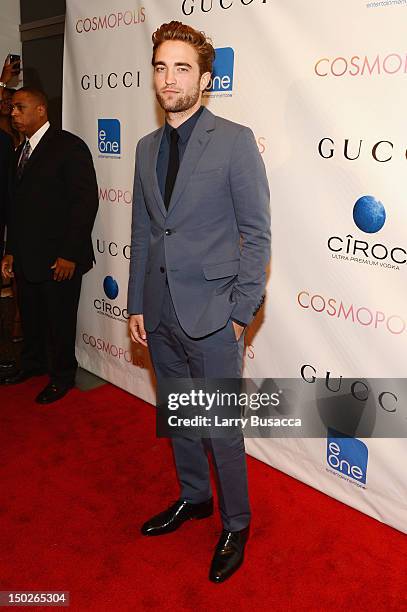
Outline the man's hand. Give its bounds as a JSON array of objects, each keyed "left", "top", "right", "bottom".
[
  {"left": 1, "top": 57, "right": 19, "bottom": 84},
  {"left": 232, "top": 320, "right": 245, "bottom": 341},
  {"left": 129, "top": 314, "right": 147, "bottom": 347},
  {"left": 1, "top": 254, "right": 14, "bottom": 280},
  {"left": 51, "top": 257, "right": 76, "bottom": 281}
]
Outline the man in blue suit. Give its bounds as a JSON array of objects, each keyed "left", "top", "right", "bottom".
[{"left": 128, "top": 21, "right": 271, "bottom": 583}]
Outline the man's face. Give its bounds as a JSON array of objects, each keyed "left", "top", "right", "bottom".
[
  {"left": 11, "top": 91, "right": 46, "bottom": 137},
  {"left": 153, "top": 40, "right": 210, "bottom": 113}
]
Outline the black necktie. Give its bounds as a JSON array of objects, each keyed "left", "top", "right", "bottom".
[{"left": 164, "top": 128, "right": 179, "bottom": 210}]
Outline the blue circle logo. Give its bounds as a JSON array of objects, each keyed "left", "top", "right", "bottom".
[
  {"left": 103, "top": 276, "right": 119, "bottom": 300},
  {"left": 353, "top": 196, "right": 386, "bottom": 234}
]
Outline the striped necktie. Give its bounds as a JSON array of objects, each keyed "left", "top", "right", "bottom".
[{"left": 16, "top": 140, "right": 31, "bottom": 180}]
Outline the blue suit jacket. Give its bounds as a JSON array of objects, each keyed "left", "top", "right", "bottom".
[{"left": 127, "top": 107, "right": 271, "bottom": 337}]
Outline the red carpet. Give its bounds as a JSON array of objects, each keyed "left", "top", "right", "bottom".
[{"left": 0, "top": 378, "right": 406, "bottom": 611}]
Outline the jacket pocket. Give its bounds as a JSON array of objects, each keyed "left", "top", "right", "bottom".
[
  {"left": 190, "top": 168, "right": 224, "bottom": 181},
  {"left": 203, "top": 259, "right": 239, "bottom": 280}
]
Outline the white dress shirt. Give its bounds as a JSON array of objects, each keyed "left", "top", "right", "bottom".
[{"left": 19, "top": 120, "right": 50, "bottom": 163}]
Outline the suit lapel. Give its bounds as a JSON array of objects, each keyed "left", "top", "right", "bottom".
[
  {"left": 11, "top": 142, "right": 24, "bottom": 184},
  {"left": 149, "top": 125, "right": 166, "bottom": 217},
  {"left": 17, "top": 127, "right": 56, "bottom": 183},
  {"left": 167, "top": 107, "right": 216, "bottom": 216}
]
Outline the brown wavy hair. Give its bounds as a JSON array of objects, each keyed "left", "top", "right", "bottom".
[{"left": 152, "top": 21, "right": 215, "bottom": 75}]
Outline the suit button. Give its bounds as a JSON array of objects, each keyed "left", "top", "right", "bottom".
[
  {"left": 165, "top": 229, "right": 172, "bottom": 236},
  {"left": 160, "top": 266, "right": 165, "bottom": 273}
]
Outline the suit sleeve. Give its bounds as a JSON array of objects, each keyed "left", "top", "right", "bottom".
[
  {"left": 58, "top": 138, "right": 99, "bottom": 264},
  {"left": 127, "top": 140, "right": 151, "bottom": 314},
  {"left": 229, "top": 127, "right": 271, "bottom": 326}
]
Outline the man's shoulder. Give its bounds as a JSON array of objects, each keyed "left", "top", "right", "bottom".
[
  {"left": 51, "top": 128, "right": 91, "bottom": 151},
  {"left": 137, "top": 126, "right": 162, "bottom": 148},
  {"left": 210, "top": 111, "right": 253, "bottom": 138},
  {"left": 0, "top": 127, "right": 13, "bottom": 149}
]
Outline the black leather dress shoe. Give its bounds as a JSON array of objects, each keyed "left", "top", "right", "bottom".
[
  {"left": 141, "top": 498, "right": 214, "bottom": 536},
  {"left": 1, "top": 368, "right": 45, "bottom": 385},
  {"left": 209, "top": 525, "right": 250, "bottom": 583},
  {"left": 35, "top": 383, "right": 73, "bottom": 404}
]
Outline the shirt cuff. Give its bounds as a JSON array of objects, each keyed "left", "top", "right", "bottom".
[{"left": 231, "top": 318, "right": 247, "bottom": 328}]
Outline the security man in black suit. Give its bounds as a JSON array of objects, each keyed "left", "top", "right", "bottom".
[{"left": 1, "top": 87, "right": 98, "bottom": 403}]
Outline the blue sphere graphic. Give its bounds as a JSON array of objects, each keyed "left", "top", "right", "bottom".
[
  {"left": 353, "top": 196, "right": 386, "bottom": 234},
  {"left": 103, "top": 276, "right": 119, "bottom": 300}
]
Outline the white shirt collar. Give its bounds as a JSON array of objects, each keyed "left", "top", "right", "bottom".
[{"left": 27, "top": 121, "right": 50, "bottom": 153}]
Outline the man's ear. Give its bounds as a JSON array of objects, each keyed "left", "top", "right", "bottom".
[
  {"left": 200, "top": 71, "right": 211, "bottom": 92},
  {"left": 38, "top": 104, "right": 47, "bottom": 119}
]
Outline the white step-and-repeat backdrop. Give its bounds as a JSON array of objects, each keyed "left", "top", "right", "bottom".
[{"left": 63, "top": 0, "right": 407, "bottom": 533}]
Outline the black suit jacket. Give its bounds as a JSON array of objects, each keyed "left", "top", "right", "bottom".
[{"left": 7, "top": 126, "right": 98, "bottom": 282}]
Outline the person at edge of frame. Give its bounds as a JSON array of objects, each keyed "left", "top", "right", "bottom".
[{"left": 1, "top": 86, "right": 99, "bottom": 403}]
